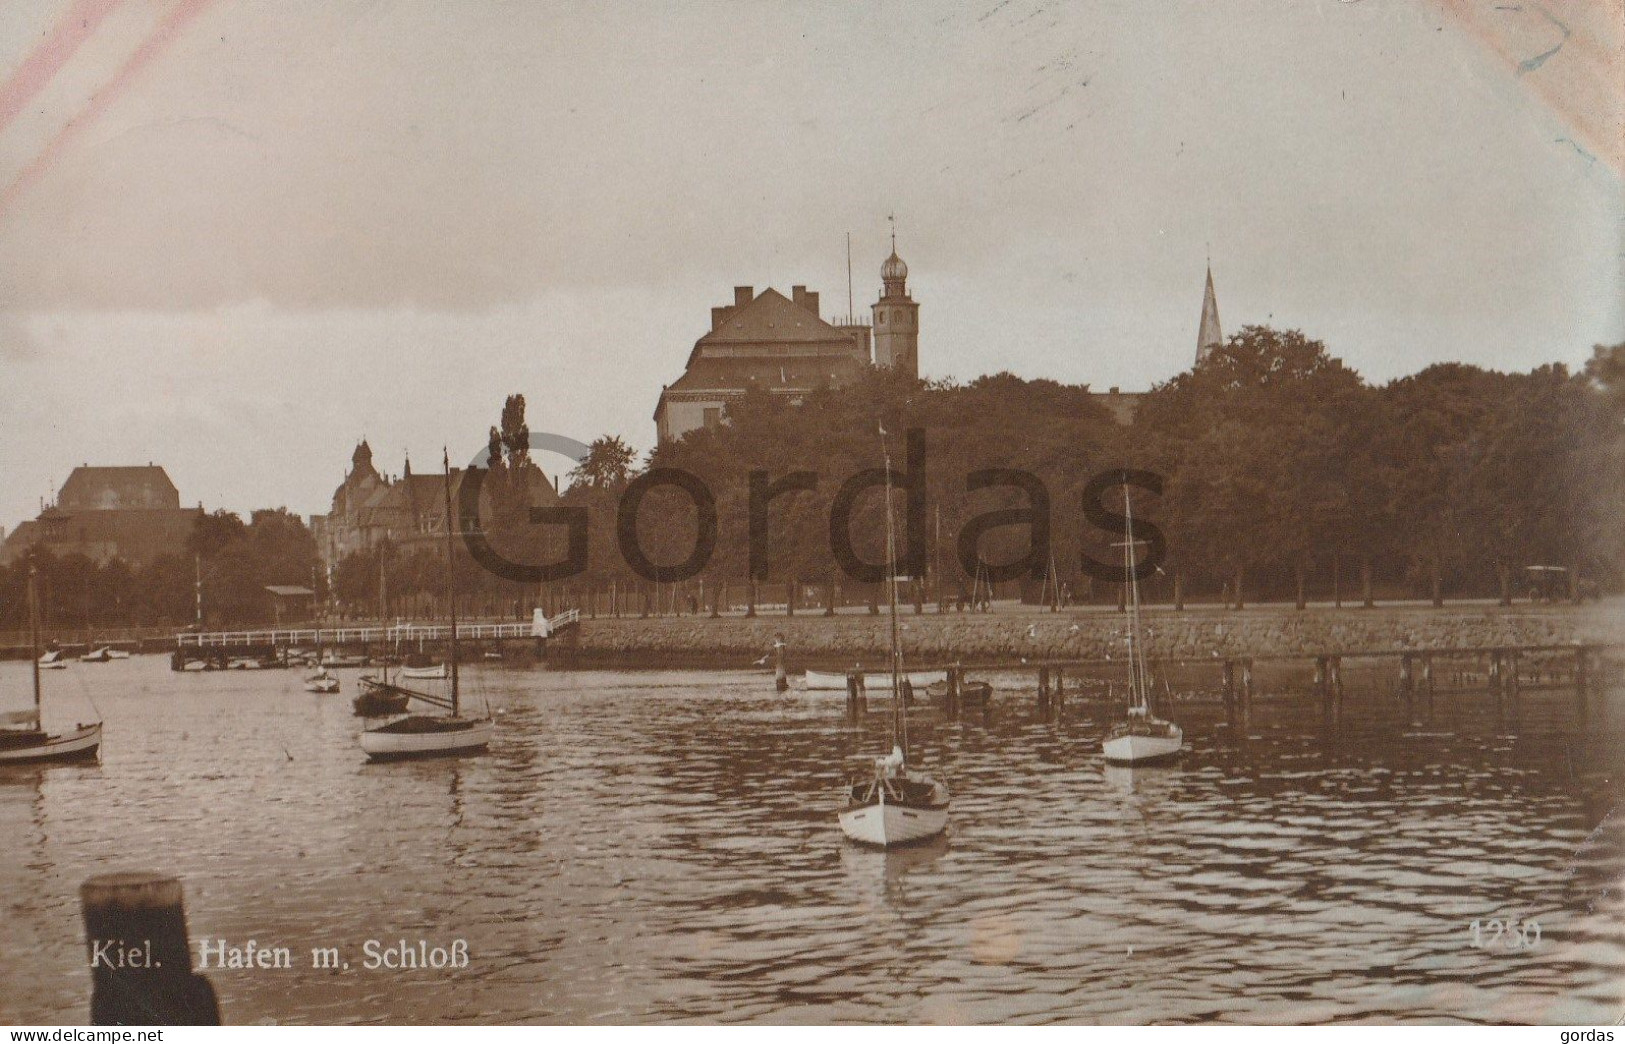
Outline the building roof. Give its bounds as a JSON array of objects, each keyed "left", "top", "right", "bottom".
[
  {"left": 0, "top": 506, "right": 201, "bottom": 566},
  {"left": 1195, "top": 265, "right": 1223, "bottom": 366},
  {"left": 57, "top": 465, "right": 181, "bottom": 511},
  {"left": 695, "top": 287, "right": 850, "bottom": 348}
]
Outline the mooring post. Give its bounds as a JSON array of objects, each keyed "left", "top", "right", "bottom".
[
  {"left": 711, "top": 582, "right": 722, "bottom": 618},
  {"left": 1575, "top": 646, "right": 1589, "bottom": 725},
  {"left": 1239, "top": 659, "right": 1254, "bottom": 731},
  {"left": 81, "top": 872, "right": 220, "bottom": 1025},
  {"left": 1330, "top": 656, "right": 1344, "bottom": 723},
  {"left": 1423, "top": 653, "right": 1436, "bottom": 716},
  {"left": 786, "top": 579, "right": 795, "bottom": 617},
  {"left": 1316, "top": 657, "right": 1331, "bottom": 724},
  {"left": 774, "top": 637, "right": 788, "bottom": 692},
  {"left": 1223, "top": 659, "right": 1237, "bottom": 728},
  {"left": 1508, "top": 651, "right": 1520, "bottom": 699},
  {"left": 846, "top": 671, "right": 860, "bottom": 719},
  {"left": 1038, "top": 665, "right": 1051, "bottom": 718},
  {"left": 946, "top": 665, "right": 961, "bottom": 719},
  {"left": 1054, "top": 665, "right": 1066, "bottom": 718}
]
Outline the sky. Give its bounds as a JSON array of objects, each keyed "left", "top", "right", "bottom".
[{"left": 0, "top": 0, "right": 1620, "bottom": 531}]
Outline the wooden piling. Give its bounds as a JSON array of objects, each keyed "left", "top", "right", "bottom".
[
  {"left": 81, "top": 872, "right": 220, "bottom": 1025},
  {"left": 846, "top": 672, "right": 861, "bottom": 718},
  {"left": 1575, "top": 646, "right": 1589, "bottom": 725},
  {"left": 1222, "top": 659, "right": 1237, "bottom": 728},
  {"left": 945, "top": 665, "right": 961, "bottom": 719},
  {"left": 774, "top": 638, "right": 788, "bottom": 692},
  {"left": 786, "top": 579, "right": 795, "bottom": 617},
  {"left": 1053, "top": 666, "right": 1065, "bottom": 718},
  {"left": 1240, "top": 659, "right": 1254, "bottom": 730},
  {"left": 1038, "top": 665, "right": 1051, "bottom": 717}
]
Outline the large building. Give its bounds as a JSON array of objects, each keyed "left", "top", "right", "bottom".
[
  {"left": 0, "top": 465, "right": 201, "bottom": 567},
  {"left": 310, "top": 441, "right": 559, "bottom": 572},
  {"left": 653, "top": 246, "right": 920, "bottom": 444}
]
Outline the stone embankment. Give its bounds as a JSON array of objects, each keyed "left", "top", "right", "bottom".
[{"left": 561, "top": 601, "right": 1622, "bottom": 667}]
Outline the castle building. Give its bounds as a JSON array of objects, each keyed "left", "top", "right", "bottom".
[
  {"left": 0, "top": 465, "right": 201, "bottom": 567},
  {"left": 310, "top": 441, "right": 558, "bottom": 572},
  {"left": 653, "top": 248, "right": 919, "bottom": 444}
]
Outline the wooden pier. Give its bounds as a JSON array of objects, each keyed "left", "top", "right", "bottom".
[
  {"left": 838, "top": 642, "right": 1616, "bottom": 726},
  {"left": 170, "top": 609, "right": 580, "bottom": 668}
]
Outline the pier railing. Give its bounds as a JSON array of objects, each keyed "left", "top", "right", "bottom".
[{"left": 175, "top": 609, "right": 580, "bottom": 649}]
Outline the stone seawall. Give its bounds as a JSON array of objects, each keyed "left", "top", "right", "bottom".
[{"left": 562, "top": 603, "right": 1622, "bottom": 667}]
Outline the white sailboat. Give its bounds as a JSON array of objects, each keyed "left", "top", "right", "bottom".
[
  {"left": 37, "top": 650, "right": 67, "bottom": 670},
  {"left": 1101, "top": 489, "right": 1183, "bottom": 765},
  {"left": 838, "top": 427, "right": 949, "bottom": 847},
  {"left": 1, "top": 562, "right": 102, "bottom": 764},
  {"left": 360, "top": 451, "right": 493, "bottom": 761},
  {"left": 303, "top": 667, "right": 340, "bottom": 694}
]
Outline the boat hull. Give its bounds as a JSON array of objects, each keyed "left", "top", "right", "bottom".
[
  {"left": 839, "top": 798, "right": 949, "bottom": 847},
  {"left": 1102, "top": 728, "right": 1184, "bottom": 765},
  {"left": 361, "top": 718, "right": 493, "bottom": 760},
  {"left": 804, "top": 669, "right": 946, "bottom": 692},
  {"left": 0, "top": 723, "right": 102, "bottom": 764},
  {"left": 399, "top": 665, "right": 448, "bottom": 680}
]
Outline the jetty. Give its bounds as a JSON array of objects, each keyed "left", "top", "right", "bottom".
[{"left": 170, "top": 609, "right": 580, "bottom": 668}]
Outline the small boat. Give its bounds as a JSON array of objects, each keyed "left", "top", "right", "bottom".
[
  {"left": 924, "top": 678, "right": 993, "bottom": 706},
  {"left": 804, "top": 668, "right": 946, "bottom": 692},
  {"left": 80, "top": 647, "right": 112, "bottom": 663},
  {"left": 179, "top": 660, "right": 207, "bottom": 672},
  {"left": 106, "top": 649, "right": 131, "bottom": 660},
  {"left": 399, "top": 663, "right": 448, "bottom": 680},
  {"left": 320, "top": 653, "right": 367, "bottom": 669},
  {"left": 1101, "top": 490, "right": 1183, "bottom": 766},
  {"left": 1, "top": 563, "right": 103, "bottom": 765},
  {"left": 37, "top": 650, "right": 67, "bottom": 671},
  {"left": 304, "top": 668, "right": 340, "bottom": 694},
  {"left": 360, "top": 451, "right": 494, "bottom": 761},
  {"left": 838, "top": 428, "right": 949, "bottom": 847}
]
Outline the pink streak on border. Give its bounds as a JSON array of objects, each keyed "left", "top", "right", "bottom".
[
  {"left": 0, "top": 0, "right": 216, "bottom": 219},
  {"left": 0, "top": 0, "right": 124, "bottom": 138}
]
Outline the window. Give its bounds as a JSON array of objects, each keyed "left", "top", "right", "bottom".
[
  {"left": 879, "top": 313, "right": 886, "bottom": 325},
  {"left": 703, "top": 407, "right": 722, "bottom": 429}
]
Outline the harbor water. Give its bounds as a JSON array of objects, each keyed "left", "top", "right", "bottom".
[{"left": 1, "top": 657, "right": 1620, "bottom": 1024}]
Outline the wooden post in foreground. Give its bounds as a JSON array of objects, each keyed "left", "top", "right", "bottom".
[
  {"left": 81, "top": 871, "right": 220, "bottom": 1025},
  {"left": 773, "top": 637, "right": 788, "bottom": 692}
]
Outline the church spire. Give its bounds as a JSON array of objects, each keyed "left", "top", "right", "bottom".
[{"left": 1195, "top": 264, "right": 1223, "bottom": 366}]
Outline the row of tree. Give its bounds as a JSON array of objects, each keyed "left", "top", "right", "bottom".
[
  {"left": 523, "top": 329, "right": 1623, "bottom": 606},
  {"left": 0, "top": 508, "right": 319, "bottom": 632}
]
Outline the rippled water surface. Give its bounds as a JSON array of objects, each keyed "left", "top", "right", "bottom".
[{"left": 2, "top": 657, "right": 1621, "bottom": 1024}]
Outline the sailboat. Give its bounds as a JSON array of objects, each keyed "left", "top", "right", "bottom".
[
  {"left": 1101, "top": 488, "right": 1183, "bottom": 765},
  {"left": 1, "top": 562, "right": 102, "bottom": 764},
  {"left": 304, "top": 667, "right": 340, "bottom": 694},
  {"left": 838, "top": 427, "right": 950, "bottom": 847},
  {"left": 359, "top": 451, "right": 493, "bottom": 761},
  {"left": 37, "top": 650, "right": 67, "bottom": 670}
]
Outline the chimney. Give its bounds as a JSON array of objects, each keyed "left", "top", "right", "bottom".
[
  {"left": 1109, "top": 387, "right": 1120, "bottom": 395},
  {"left": 805, "top": 290, "right": 819, "bottom": 316},
  {"left": 792, "top": 285, "right": 807, "bottom": 309},
  {"left": 734, "top": 286, "right": 753, "bottom": 308},
  {"left": 711, "top": 306, "right": 733, "bottom": 330}
]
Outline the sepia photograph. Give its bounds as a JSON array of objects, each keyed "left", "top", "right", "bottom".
[{"left": 0, "top": 0, "right": 1621, "bottom": 1030}]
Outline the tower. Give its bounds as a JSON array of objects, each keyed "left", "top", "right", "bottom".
[
  {"left": 872, "top": 230, "right": 919, "bottom": 378},
  {"left": 1195, "top": 264, "right": 1223, "bottom": 367}
]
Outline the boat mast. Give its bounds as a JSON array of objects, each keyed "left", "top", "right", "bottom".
[
  {"left": 881, "top": 428, "right": 905, "bottom": 757},
  {"left": 28, "top": 558, "right": 41, "bottom": 719},
  {"left": 442, "top": 450, "right": 460, "bottom": 717},
  {"left": 1124, "top": 489, "right": 1150, "bottom": 713}
]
